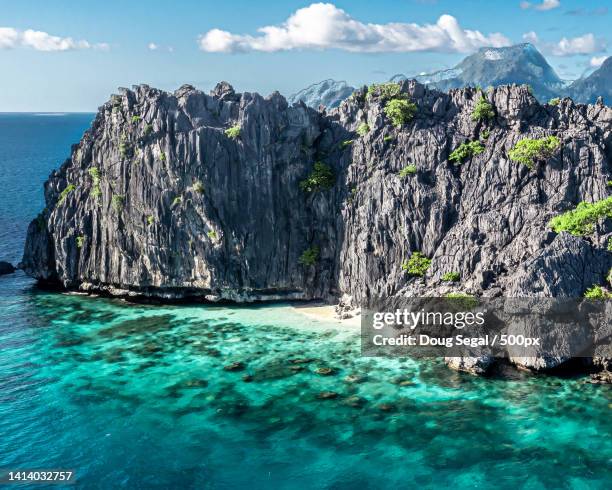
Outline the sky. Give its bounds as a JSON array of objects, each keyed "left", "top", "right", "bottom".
[{"left": 0, "top": 0, "right": 610, "bottom": 111}]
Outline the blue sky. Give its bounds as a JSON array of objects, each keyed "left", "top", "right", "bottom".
[{"left": 0, "top": 0, "right": 609, "bottom": 111}]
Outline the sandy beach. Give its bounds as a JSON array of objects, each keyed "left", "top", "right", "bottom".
[{"left": 291, "top": 302, "right": 361, "bottom": 329}]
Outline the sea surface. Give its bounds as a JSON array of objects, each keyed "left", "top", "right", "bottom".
[{"left": 0, "top": 113, "right": 610, "bottom": 489}]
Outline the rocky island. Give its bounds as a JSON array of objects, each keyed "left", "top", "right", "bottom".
[{"left": 21, "top": 80, "right": 612, "bottom": 376}]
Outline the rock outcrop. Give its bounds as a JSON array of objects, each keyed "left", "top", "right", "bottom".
[
  {"left": 21, "top": 79, "right": 612, "bottom": 374},
  {"left": 0, "top": 261, "right": 16, "bottom": 276},
  {"left": 22, "top": 81, "right": 612, "bottom": 304}
]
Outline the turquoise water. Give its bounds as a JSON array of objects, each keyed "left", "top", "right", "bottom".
[{"left": 0, "top": 114, "right": 611, "bottom": 488}]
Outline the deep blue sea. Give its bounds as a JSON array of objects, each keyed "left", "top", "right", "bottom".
[{"left": 0, "top": 113, "right": 610, "bottom": 489}]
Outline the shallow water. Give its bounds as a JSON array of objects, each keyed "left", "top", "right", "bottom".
[
  {"left": 0, "top": 114, "right": 610, "bottom": 489},
  {"left": 1, "top": 273, "right": 611, "bottom": 488}
]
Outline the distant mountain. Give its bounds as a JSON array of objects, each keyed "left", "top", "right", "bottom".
[
  {"left": 566, "top": 56, "right": 612, "bottom": 104},
  {"left": 393, "top": 43, "right": 567, "bottom": 103},
  {"left": 287, "top": 79, "right": 355, "bottom": 109}
]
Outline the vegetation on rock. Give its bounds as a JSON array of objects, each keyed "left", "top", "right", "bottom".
[
  {"left": 57, "top": 184, "right": 76, "bottom": 205},
  {"left": 299, "top": 162, "right": 335, "bottom": 193},
  {"left": 508, "top": 136, "right": 560, "bottom": 169},
  {"left": 401, "top": 252, "right": 431, "bottom": 276},
  {"left": 356, "top": 122, "right": 370, "bottom": 137},
  {"left": 449, "top": 141, "right": 485, "bottom": 165},
  {"left": 399, "top": 165, "right": 417, "bottom": 177},
  {"left": 225, "top": 125, "right": 241, "bottom": 139},
  {"left": 384, "top": 98, "right": 417, "bottom": 127},
  {"left": 471, "top": 96, "right": 495, "bottom": 122},
  {"left": 442, "top": 272, "right": 460, "bottom": 282},
  {"left": 299, "top": 246, "right": 320, "bottom": 266},
  {"left": 549, "top": 197, "right": 612, "bottom": 236}
]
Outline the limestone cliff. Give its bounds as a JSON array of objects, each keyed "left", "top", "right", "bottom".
[{"left": 22, "top": 81, "right": 612, "bottom": 305}]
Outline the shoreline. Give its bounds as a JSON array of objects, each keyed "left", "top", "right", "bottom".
[{"left": 290, "top": 301, "right": 361, "bottom": 330}]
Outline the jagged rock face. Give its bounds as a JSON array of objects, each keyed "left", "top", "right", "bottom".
[
  {"left": 22, "top": 82, "right": 339, "bottom": 301},
  {"left": 287, "top": 79, "right": 355, "bottom": 109},
  {"left": 22, "top": 81, "right": 612, "bottom": 304}
]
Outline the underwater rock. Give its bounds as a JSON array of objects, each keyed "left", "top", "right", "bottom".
[
  {"left": 223, "top": 362, "right": 246, "bottom": 372},
  {"left": 315, "top": 367, "right": 335, "bottom": 376},
  {"left": 316, "top": 391, "right": 339, "bottom": 400}
]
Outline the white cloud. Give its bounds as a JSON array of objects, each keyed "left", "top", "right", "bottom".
[
  {"left": 0, "top": 27, "right": 19, "bottom": 48},
  {"left": 590, "top": 55, "right": 608, "bottom": 67},
  {"left": 520, "top": 0, "right": 561, "bottom": 11},
  {"left": 0, "top": 27, "right": 107, "bottom": 51},
  {"left": 148, "top": 42, "right": 158, "bottom": 50},
  {"left": 198, "top": 2, "right": 511, "bottom": 54},
  {"left": 523, "top": 31, "right": 606, "bottom": 56},
  {"left": 148, "top": 42, "right": 174, "bottom": 52}
]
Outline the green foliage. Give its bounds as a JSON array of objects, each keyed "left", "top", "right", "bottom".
[
  {"left": 340, "top": 139, "right": 354, "bottom": 148},
  {"left": 88, "top": 167, "right": 102, "bottom": 199},
  {"left": 207, "top": 230, "right": 217, "bottom": 239},
  {"left": 356, "top": 122, "right": 370, "bottom": 137},
  {"left": 471, "top": 96, "right": 495, "bottom": 122},
  {"left": 131, "top": 115, "right": 141, "bottom": 124},
  {"left": 119, "top": 141, "right": 133, "bottom": 159},
  {"left": 366, "top": 82, "right": 401, "bottom": 101},
  {"left": 147, "top": 215, "right": 154, "bottom": 226},
  {"left": 143, "top": 124, "right": 153, "bottom": 136},
  {"left": 584, "top": 285, "right": 612, "bottom": 300},
  {"left": 445, "top": 293, "right": 478, "bottom": 309},
  {"left": 193, "top": 181, "right": 205, "bottom": 193},
  {"left": 172, "top": 196, "right": 182, "bottom": 207},
  {"left": 57, "top": 184, "right": 76, "bottom": 205},
  {"left": 608, "top": 237, "right": 612, "bottom": 252},
  {"left": 398, "top": 165, "right": 417, "bottom": 177},
  {"left": 481, "top": 129, "right": 490, "bottom": 140},
  {"left": 383, "top": 135, "right": 395, "bottom": 142},
  {"left": 76, "top": 235, "right": 85, "bottom": 249},
  {"left": 508, "top": 136, "right": 561, "bottom": 169},
  {"left": 299, "top": 162, "right": 335, "bottom": 193},
  {"left": 160, "top": 152, "right": 166, "bottom": 161},
  {"left": 384, "top": 98, "right": 417, "bottom": 127},
  {"left": 298, "top": 246, "right": 320, "bottom": 266},
  {"left": 225, "top": 125, "right": 241, "bottom": 139},
  {"left": 401, "top": 252, "right": 431, "bottom": 276},
  {"left": 607, "top": 180, "right": 612, "bottom": 187},
  {"left": 449, "top": 141, "right": 485, "bottom": 165},
  {"left": 549, "top": 98, "right": 561, "bottom": 106},
  {"left": 442, "top": 272, "right": 460, "bottom": 282},
  {"left": 111, "top": 195, "right": 125, "bottom": 213},
  {"left": 548, "top": 197, "right": 612, "bottom": 236}
]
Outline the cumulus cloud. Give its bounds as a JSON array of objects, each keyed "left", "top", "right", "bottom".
[
  {"left": 590, "top": 55, "right": 608, "bottom": 67},
  {"left": 523, "top": 31, "right": 606, "bottom": 56},
  {"left": 520, "top": 0, "right": 561, "bottom": 11},
  {"left": 0, "top": 27, "right": 107, "bottom": 51},
  {"left": 198, "top": 2, "right": 511, "bottom": 54},
  {"left": 148, "top": 42, "right": 158, "bottom": 50},
  {"left": 0, "top": 27, "right": 19, "bottom": 48}
]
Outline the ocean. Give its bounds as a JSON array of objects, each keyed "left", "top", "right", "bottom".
[{"left": 0, "top": 113, "right": 610, "bottom": 489}]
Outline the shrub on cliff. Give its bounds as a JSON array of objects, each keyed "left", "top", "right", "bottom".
[
  {"left": 299, "top": 246, "right": 320, "bottom": 266},
  {"left": 384, "top": 99, "right": 417, "bottom": 127},
  {"left": 549, "top": 98, "right": 561, "bottom": 106},
  {"left": 57, "top": 184, "right": 76, "bottom": 205},
  {"left": 399, "top": 165, "right": 417, "bottom": 177},
  {"left": 449, "top": 141, "right": 485, "bottom": 165},
  {"left": 509, "top": 136, "right": 560, "bottom": 169},
  {"left": 356, "top": 123, "right": 370, "bottom": 137},
  {"left": 299, "top": 162, "right": 335, "bottom": 193},
  {"left": 401, "top": 252, "right": 431, "bottom": 276},
  {"left": 366, "top": 83, "right": 401, "bottom": 101},
  {"left": 225, "top": 125, "right": 241, "bottom": 139},
  {"left": 193, "top": 181, "right": 205, "bottom": 193},
  {"left": 548, "top": 197, "right": 612, "bottom": 236},
  {"left": 442, "top": 272, "right": 460, "bottom": 282},
  {"left": 584, "top": 285, "right": 612, "bottom": 299},
  {"left": 471, "top": 96, "right": 495, "bottom": 122},
  {"left": 111, "top": 195, "right": 125, "bottom": 213}
]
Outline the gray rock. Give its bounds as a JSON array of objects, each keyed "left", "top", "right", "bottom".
[
  {"left": 287, "top": 79, "right": 355, "bottom": 109},
  {"left": 0, "top": 261, "right": 16, "bottom": 276},
  {"left": 20, "top": 80, "right": 612, "bottom": 375}
]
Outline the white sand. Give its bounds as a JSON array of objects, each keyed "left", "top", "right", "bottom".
[{"left": 291, "top": 302, "right": 361, "bottom": 330}]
